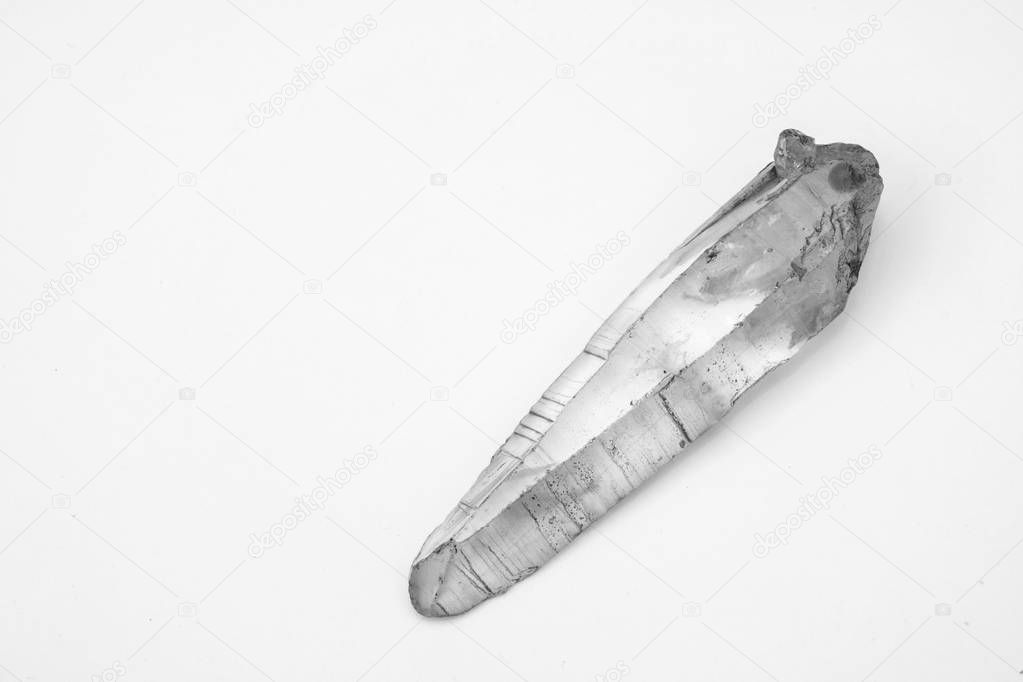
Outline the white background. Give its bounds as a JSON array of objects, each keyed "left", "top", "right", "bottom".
[{"left": 1, "top": 0, "right": 1022, "bottom": 680}]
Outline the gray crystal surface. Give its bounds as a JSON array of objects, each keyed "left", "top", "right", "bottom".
[{"left": 409, "top": 129, "right": 883, "bottom": 617}]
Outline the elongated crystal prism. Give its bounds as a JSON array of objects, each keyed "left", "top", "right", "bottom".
[{"left": 410, "top": 129, "right": 883, "bottom": 616}]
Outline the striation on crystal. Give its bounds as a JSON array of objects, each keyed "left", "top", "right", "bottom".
[{"left": 409, "top": 129, "right": 884, "bottom": 616}]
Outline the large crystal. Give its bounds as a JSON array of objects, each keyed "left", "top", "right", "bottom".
[{"left": 410, "top": 129, "right": 883, "bottom": 616}]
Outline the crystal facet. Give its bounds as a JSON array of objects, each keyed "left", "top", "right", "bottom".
[{"left": 410, "top": 129, "right": 883, "bottom": 616}]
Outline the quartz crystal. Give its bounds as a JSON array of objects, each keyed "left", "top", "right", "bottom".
[{"left": 410, "top": 129, "right": 883, "bottom": 616}]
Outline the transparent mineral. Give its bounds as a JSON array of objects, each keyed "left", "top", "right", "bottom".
[{"left": 410, "top": 129, "right": 883, "bottom": 616}]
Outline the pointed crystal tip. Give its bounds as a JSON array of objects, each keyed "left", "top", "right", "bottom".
[{"left": 774, "top": 128, "right": 817, "bottom": 178}]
